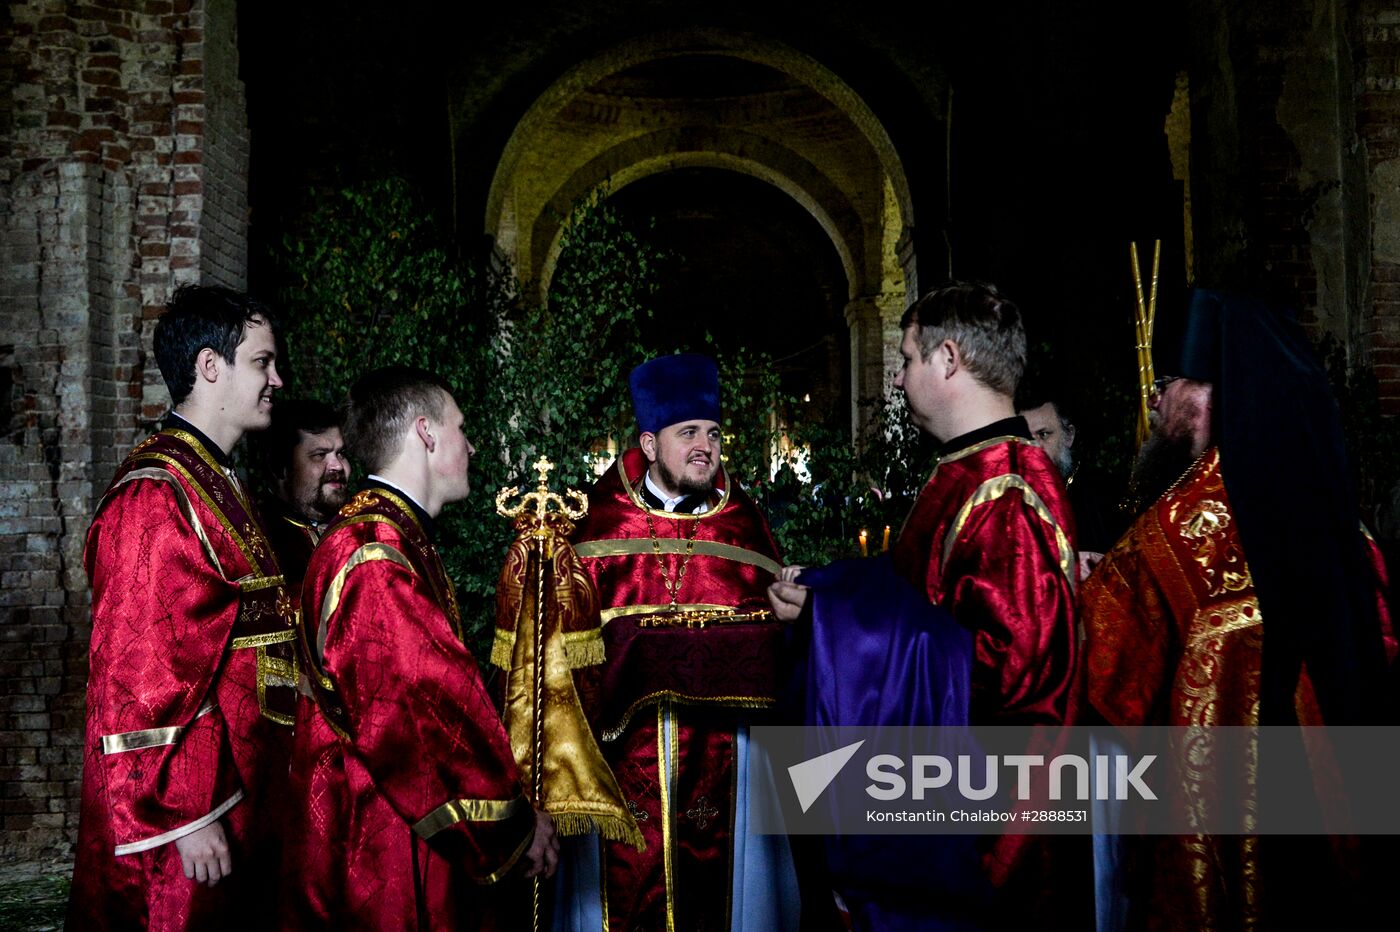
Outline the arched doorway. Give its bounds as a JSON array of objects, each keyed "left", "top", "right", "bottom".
[{"left": 483, "top": 30, "right": 918, "bottom": 435}]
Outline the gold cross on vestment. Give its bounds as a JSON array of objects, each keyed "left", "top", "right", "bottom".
[{"left": 686, "top": 796, "right": 718, "bottom": 830}]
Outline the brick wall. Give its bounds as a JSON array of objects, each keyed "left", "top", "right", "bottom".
[
  {"left": 1357, "top": 2, "right": 1400, "bottom": 413},
  {"left": 1191, "top": 0, "right": 1400, "bottom": 412},
  {"left": 0, "top": 0, "right": 248, "bottom": 862}
]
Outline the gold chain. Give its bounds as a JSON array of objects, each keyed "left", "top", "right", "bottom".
[
  {"left": 646, "top": 510, "right": 702, "bottom": 606},
  {"left": 1164, "top": 447, "right": 1212, "bottom": 498}
]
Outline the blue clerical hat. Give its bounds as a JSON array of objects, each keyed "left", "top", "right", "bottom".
[{"left": 629, "top": 354, "right": 721, "bottom": 434}]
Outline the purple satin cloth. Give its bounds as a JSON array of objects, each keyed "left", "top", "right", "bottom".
[{"left": 789, "top": 555, "right": 989, "bottom": 931}]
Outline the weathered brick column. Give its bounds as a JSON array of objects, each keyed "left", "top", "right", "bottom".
[{"left": 0, "top": 0, "right": 248, "bottom": 862}]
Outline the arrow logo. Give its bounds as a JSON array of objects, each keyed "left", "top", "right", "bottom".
[{"left": 788, "top": 740, "right": 865, "bottom": 813}]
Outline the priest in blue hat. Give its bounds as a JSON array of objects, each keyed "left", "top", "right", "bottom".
[{"left": 555, "top": 354, "right": 799, "bottom": 931}]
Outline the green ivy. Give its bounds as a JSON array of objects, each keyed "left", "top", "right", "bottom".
[{"left": 271, "top": 177, "right": 928, "bottom": 654}]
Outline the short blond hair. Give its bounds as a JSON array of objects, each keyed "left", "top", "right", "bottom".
[{"left": 901, "top": 281, "right": 1026, "bottom": 396}]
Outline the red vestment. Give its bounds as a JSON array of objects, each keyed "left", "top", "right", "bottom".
[
  {"left": 68, "top": 429, "right": 297, "bottom": 931},
  {"left": 889, "top": 431, "right": 1083, "bottom": 921},
  {"left": 1082, "top": 447, "right": 1397, "bottom": 929},
  {"left": 285, "top": 486, "right": 535, "bottom": 930},
  {"left": 570, "top": 449, "right": 784, "bottom": 930},
  {"left": 890, "top": 433, "right": 1080, "bottom": 725}
]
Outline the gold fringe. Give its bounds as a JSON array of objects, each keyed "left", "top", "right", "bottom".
[
  {"left": 562, "top": 631, "right": 606, "bottom": 668},
  {"left": 548, "top": 810, "right": 646, "bottom": 850},
  {"left": 490, "top": 628, "right": 515, "bottom": 670}
]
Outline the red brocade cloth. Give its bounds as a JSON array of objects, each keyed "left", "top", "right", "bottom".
[
  {"left": 68, "top": 430, "right": 297, "bottom": 931},
  {"left": 570, "top": 450, "right": 783, "bottom": 930},
  {"left": 890, "top": 435, "right": 1080, "bottom": 726},
  {"left": 284, "top": 487, "right": 535, "bottom": 931},
  {"left": 889, "top": 433, "right": 1085, "bottom": 924},
  {"left": 1081, "top": 448, "right": 1397, "bottom": 930}
]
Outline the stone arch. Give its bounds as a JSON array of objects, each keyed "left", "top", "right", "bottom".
[
  {"left": 533, "top": 134, "right": 863, "bottom": 300},
  {"left": 485, "top": 28, "right": 918, "bottom": 431}
]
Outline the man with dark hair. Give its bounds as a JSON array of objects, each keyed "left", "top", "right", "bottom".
[
  {"left": 554, "top": 354, "right": 798, "bottom": 931},
  {"left": 769, "top": 281, "right": 1082, "bottom": 926},
  {"left": 69, "top": 285, "right": 297, "bottom": 930},
  {"left": 255, "top": 399, "right": 349, "bottom": 590},
  {"left": 1081, "top": 291, "right": 1396, "bottom": 929},
  {"left": 285, "top": 365, "right": 558, "bottom": 929}
]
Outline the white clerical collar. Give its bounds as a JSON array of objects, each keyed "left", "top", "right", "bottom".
[
  {"left": 643, "top": 471, "right": 704, "bottom": 513},
  {"left": 367, "top": 474, "right": 431, "bottom": 516}
]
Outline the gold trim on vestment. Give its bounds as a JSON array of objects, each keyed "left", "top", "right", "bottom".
[
  {"left": 599, "top": 603, "right": 734, "bottom": 625},
  {"left": 229, "top": 628, "right": 297, "bottom": 650},
  {"left": 412, "top": 795, "right": 530, "bottom": 840},
  {"left": 112, "top": 467, "right": 223, "bottom": 577},
  {"left": 237, "top": 573, "right": 286, "bottom": 593},
  {"left": 618, "top": 459, "right": 732, "bottom": 519},
  {"left": 367, "top": 487, "right": 426, "bottom": 533},
  {"left": 600, "top": 839, "right": 611, "bottom": 928},
  {"left": 136, "top": 442, "right": 277, "bottom": 574},
  {"left": 658, "top": 702, "right": 677, "bottom": 932},
  {"left": 320, "top": 542, "right": 417, "bottom": 636},
  {"left": 574, "top": 538, "right": 781, "bottom": 575},
  {"left": 937, "top": 435, "right": 1033, "bottom": 466},
  {"left": 601, "top": 692, "right": 775, "bottom": 743},
  {"left": 100, "top": 700, "right": 217, "bottom": 755},
  {"left": 941, "top": 473, "right": 1077, "bottom": 589},
  {"left": 1183, "top": 597, "right": 1263, "bottom": 647},
  {"left": 255, "top": 646, "right": 297, "bottom": 726},
  {"left": 112, "top": 790, "right": 243, "bottom": 856}
]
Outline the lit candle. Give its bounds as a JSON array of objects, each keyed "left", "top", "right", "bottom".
[
  {"left": 859, "top": 529, "right": 868, "bottom": 557},
  {"left": 882, "top": 525, "right": 891, "bottom": 552}
]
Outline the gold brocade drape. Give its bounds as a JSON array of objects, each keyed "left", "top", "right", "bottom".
[{"left": 494, "top": 519, "right": 644, "bottom": 850}]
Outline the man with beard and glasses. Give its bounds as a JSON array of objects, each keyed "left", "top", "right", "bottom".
[
  {"left": 1080, "top": 289, "right": 1396, "bottom": 930},
  {"left": 255, "top": 399, "right": 351, "bottom": 592},
  {"left": 69, "top": 286, "right": 297, "bottom": 930},
  {"left": 554, "top": 353, "right": 798, "bottom": 931},
  {"left": 1017, "top": 382, "right": 1125, "bottom": 579}
]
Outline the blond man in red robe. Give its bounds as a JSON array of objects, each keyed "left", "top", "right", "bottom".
[
  {"left": 769, "top": 282, "right": 1084, "bottom": 927},
  {"left": 68, "top": 286, "right": 298, "bottom": 930},
  {"left": 284, "top": 366, "right": 557, "bottom": 929}
]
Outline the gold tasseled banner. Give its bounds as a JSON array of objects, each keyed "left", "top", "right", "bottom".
[
  {"left": 561, "top": 629, "right": 605, "bottom": 668},
  {"left": 490, "top": 629, "right": 516, "bottom": 670},
  {"left": 494, "top": 521, "right": 643, "bottom": 851}
]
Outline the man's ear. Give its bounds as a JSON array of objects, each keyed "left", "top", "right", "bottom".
[
  {"left": 194, "top": 347, "right": 221, "bottom": 385},
  {"left": 639, "top": 431, "right": 658, "bottom": 464},
  {"left": 1064, "top": 422, "right": 1077, "bottom": 450},
  {"left": 415, "top": 416, "right": 435, "bottom": 453},
  {"left": 941, "top": 340, "right": 961, "bottom": 378}
]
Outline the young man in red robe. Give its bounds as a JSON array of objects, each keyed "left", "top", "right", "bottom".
[
  {"left": 769, "top": 281, "right": 1083, "bottom": 926},
  {"left": 284, "top": 365, "right": 558, "bottom": 929},
  {"left": 556, "top": 354, "right": 798, "bottom": 931},
  {"left": 68, "top": 286, "right": 299, "bottom": 930}
]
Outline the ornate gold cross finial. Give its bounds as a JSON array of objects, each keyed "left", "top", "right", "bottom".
[
  {"left": 496, "top": 455, "right": 589, "bottom": 525},
  {"left": 532, "top": 457, "right": 554, "bottom": 488}
]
